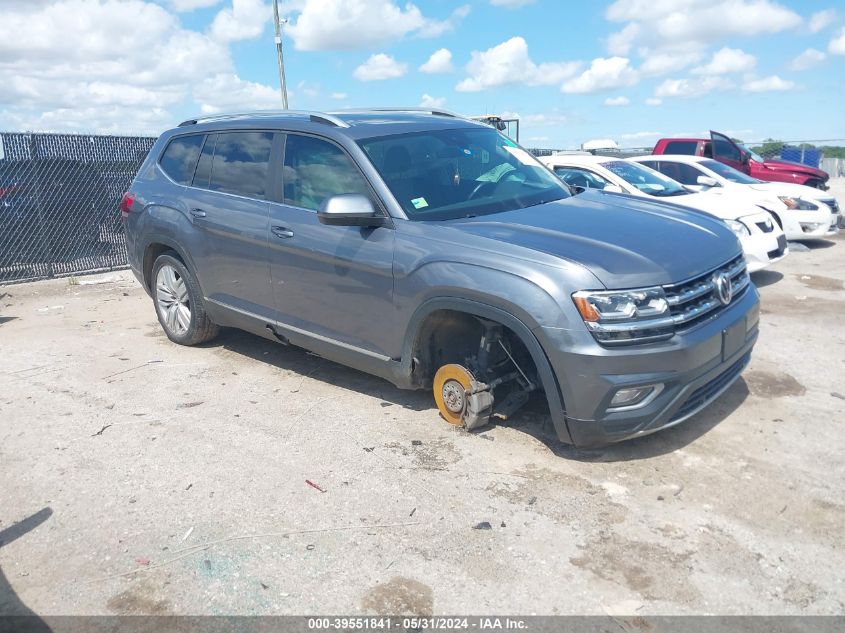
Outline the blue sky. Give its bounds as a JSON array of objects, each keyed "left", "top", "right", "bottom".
[{"left": 1, "top": 0, "right": 844, "bottom": 148}]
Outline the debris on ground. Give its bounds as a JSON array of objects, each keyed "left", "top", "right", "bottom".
[
  {"left": 411, "top": 440, "right": 422, "bottom": 446},
  {"left": 305, "top": 480, "right": 326, "bottom": 493},
  {"left": 473, "top": 521, "right": 492, "bottom": 530},
  {"left": 91, "top": 424, "right": 112, "bottom": 437},
  {"left": 181, "top": 527, "right": 194, "bottom": 543}
]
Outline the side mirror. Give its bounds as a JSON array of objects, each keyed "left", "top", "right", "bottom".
[
  {"left": 602, "top": 184, "right": 624, "bottom": 194},
  {"left": 696, "top": 175, "right": 720, "bottom": 188},
  {"left": 317, "top": 194, "right": 387, "bottom": 227},
  {"left": 569, "top": 184, "right": 586, "bottom": 195}
]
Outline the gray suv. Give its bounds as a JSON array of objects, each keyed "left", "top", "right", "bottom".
[{"left": 123, "top": 109, "right": 759, "bottom": 447}]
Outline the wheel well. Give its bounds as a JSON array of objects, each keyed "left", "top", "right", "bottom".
[
  {"left": 143, "top": 243, "right": 182, "bottom": 291},
  {"left": 410, "top": 309, "right": 537, "bottom": 388}
]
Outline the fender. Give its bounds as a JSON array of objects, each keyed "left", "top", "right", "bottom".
[
  {"left": 139, "top": 232, "right": 204, "bottom": 297},
  {"left": 391, "top": 296, "right": 572, "bottom": 444}
]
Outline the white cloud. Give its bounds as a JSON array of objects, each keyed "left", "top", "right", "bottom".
[
  {"left": 456, "top": 37, "right": 580, "bottom": 92},
  {"left": 0, "top": 0, "right": 244, "bottom": 132},
  {"left": 789, "top": 48, "right": 826, "bottom": 71},
  {"left": 420, "top": 94, "right": 447, "bottom": 108},
  {"left": 193, "top": 73, "right": 282, "bottom": 114},
  {"left": 417, "top": 4, "right": 470, "bottom": 38},
  {"left": 420, "top": 48, "right": 453, "bottom": 74},
  {"left": 330, "top": 92, "right": 347, "bottom": 100},
  {"left": 353, "top": 53, "right": 408, "bottom": 81},
  {"left": 490, "top": 0, "right": 535, "bottom": 7},
  {"left": 645, "top": 98, "right": 663, "bottom": 106},
  {"left": 655, "top": 75, "right": 729, "bottom": 98},
  {"left": 284, "top": 0, "right": 467, "bottom": 51},
  {"left": 639, "top": 48, "right": 703, "bottom": 76},
  {"left": 209, "top": 0, "right": 269, "bottom": 42},
  {"left": 604, "top": 96, "right": 630, "bottom": 106},
  {"left": 829, "top": 27, "right": 845, "bottom": 55},
  {"left": 166, "top": 0, "right": 222, "bottom": 10},
  {"left": 809, "top": 9, "right": 836, "bottom": 33},
  {"left": 605, "top": 0, "right": 802, "bottom": 54},
  {"left": 742, "top": 75, "right": 795, "bottom": 92},
  {"left": 561, "top": 57, "right": 638, "bottom": 94},
  {"left": 691, "top": 47, "right": 756, "bottom": 74}
]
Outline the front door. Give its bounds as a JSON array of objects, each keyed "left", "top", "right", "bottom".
[
  {"left": 268, "top": 133, "right": 395, "bottom": 357},
  {"left": 184, "top": 131, "right": 274, "bottom": 320},
  {"left": 710, "top": 130, "right": 749, "bottom": 174}
]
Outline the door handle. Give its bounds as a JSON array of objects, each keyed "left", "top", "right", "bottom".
[
  {"left": 190, "top": 208, "right": 206, "bottom": 218},
  {"left": 271, "top": 225, "right": 295, "bottom": 239}
]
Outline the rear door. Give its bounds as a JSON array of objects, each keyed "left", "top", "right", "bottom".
[
  {"left": 710, "top": 131, "right": 749, "bottom": 174},
  {"left": 183, "top": 131, "right": 274, "bottom": 319},
  {"left": 267, "top": 133, "right": 395, "bottom": 357}
]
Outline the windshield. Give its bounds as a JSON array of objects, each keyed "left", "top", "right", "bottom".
[
  {"left": 599, "top": 160, "right": 688, "bottom": 196},
  {"left": 738, "top": 143, "right": 764, "bottom": 162},
  {"left": 358, "top": 127, "right": 569, "bottom": 220},
  {"left": 700, "top": 159, "right": 760, "bottom": 184}
]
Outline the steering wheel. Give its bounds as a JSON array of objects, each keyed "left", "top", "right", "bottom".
[{"left": 468, "top": 180, "right": 497, "bottom": 200}]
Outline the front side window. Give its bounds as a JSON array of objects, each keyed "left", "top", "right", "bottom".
[
  {"left": 553, "top": 167, "right": 610, "bottom": 190},
  {"left": 600, "top": 160, "right": 688, "bottom": 196},
  {"left": 159, "top": 134, "right": 204, "bottom": 185},
  {"left": 358, "top": 127, "right": 569, "bottom": 220},
  {"left": 283, "top": 134, "right": 371, "bottom": 211},
  {"left": 700, "top": 159, "right": 760, "bottom": 184},
  {"left": 208, "top": 132, "right": 273, "bottom": 199},
  {"left": 648, "top": 161, "right": 704, "bottom": 187},
  {"left": 713, "top": 138, "right": 741, "bottom": 161}
]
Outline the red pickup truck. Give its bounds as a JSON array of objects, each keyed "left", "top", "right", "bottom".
[{"left": 652, "top": 130, "right": 829, "bottom": 190}]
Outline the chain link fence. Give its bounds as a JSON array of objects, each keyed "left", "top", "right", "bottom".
[{"left": 0, "top": 132, "right": 155, "bottom": 284}]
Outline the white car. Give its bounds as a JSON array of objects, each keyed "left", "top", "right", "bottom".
[
  {"left": 539, "top": 154, "right": 787, "bottom": 273},
  {"left": 631, "top": 155, "right": 840, "bottom": 240}
]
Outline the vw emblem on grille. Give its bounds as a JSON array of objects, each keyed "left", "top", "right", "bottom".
[{"left": 713, "top": 272, "right": 733, "bottom": 306}]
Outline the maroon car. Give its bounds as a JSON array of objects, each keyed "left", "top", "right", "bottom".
[{"left": 652, "top": 130, "right": 829, "bottom": 190}]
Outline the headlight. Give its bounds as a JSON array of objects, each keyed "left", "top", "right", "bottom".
[
  {"left": 725, "top": 219, "right": 750, "bottom": 238},
  {"left": 778, "top": 196, "right": 818, "bottom": 210},
  {"left": 572, "top": 287, "right": 673, "bottom": 344}
]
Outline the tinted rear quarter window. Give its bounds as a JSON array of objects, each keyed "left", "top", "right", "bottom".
[
  {"left": 209, "top": 132, "right": 274, "bottom": 199},
  {"left": 159, "top": 135, "right": 204, "bottom": 185},
  {"left": 664, "top": 141, "right": 698, "bottom": 155}
]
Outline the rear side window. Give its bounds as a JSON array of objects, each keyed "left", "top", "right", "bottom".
[
  {"left": 283, "top": 134, "right": 370, "bottom": 211},
  {"left": 209, "top": 132, "right": 273, "bottom": 199},
  {"left": 159, "top": 135, "right": 204, "bottom": 185},
  {"left": 663, "top": 141, "right": 698, "bottom": 155}
]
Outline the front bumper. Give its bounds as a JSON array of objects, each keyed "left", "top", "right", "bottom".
[{"left": 537, "top": 284, "right": 760, "bottom": 447}]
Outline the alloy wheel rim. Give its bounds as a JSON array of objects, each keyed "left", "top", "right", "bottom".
[{"left": 155, "top": 264, "right": 191, "bottom": 335}]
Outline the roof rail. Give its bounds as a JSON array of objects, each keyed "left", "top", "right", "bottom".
[
  {"left": 177, "top": 110, "right": 350, "bottom": 128},
  {"left": 335, "top": 107, "right": 467, "bottom": 120}
]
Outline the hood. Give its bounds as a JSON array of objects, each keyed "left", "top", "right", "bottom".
[
  {"left": 445, "top": 191, "right": 742, "bottom": 288},
  {"left": 760, "top": 158, "right": 828, "bottom": 180},
  {"left": 746, "top": 180, "right": 835, "bottom": 203},
  {"left": 657, "top": 188, "right": 765, "bottom": 220}
]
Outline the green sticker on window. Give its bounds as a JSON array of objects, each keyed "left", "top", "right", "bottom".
[{"left": 411, "top": 197, "right": 429, "bottom": 209}]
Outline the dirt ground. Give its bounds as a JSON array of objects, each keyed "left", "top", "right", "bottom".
[{"left": 1, "top": 200, "right": 844, "bottom": 616}]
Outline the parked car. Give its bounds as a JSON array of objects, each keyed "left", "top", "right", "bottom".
[
  {"left": 123, "top": 109, "right": 760, "bottom": 447},
  {"left": 539, "top": 154, "right": 787, "bottom": 272},
  {"left": 632, "top": 155, "right": 840, "bottom": 240},
  {"left": 652, "top": 131, "right": 829, "bottom": 190}
]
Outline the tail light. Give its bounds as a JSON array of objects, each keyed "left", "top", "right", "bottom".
[{"left": 120, "top": 192, "right": 135, "bottom": 219}]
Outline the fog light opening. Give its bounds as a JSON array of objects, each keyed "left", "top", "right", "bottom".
[{"left": 608, "top": 383, "right": 664, "bottom": 411}]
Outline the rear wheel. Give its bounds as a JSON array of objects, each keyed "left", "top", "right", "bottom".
[{"left": 152, "top": 252, "right": 219, "bottom": 345}]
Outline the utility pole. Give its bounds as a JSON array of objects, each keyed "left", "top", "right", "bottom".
[{"left": 272, "top": 0, "right": 289, "bottom": 109}]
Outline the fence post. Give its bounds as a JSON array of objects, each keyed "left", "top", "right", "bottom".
[{"left": 28, "top": 134, "right": 55, "bottom": 279}]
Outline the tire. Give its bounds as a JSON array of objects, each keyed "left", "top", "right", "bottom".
[{"left": 151, "top": 251, "right": 219, "bottom": 346}]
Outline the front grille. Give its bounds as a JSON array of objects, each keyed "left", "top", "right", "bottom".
[
  {"left": 663, "top": 255, "right": 750, "bottom": 331},
  {"left": 755, "top": 221, "right": 774, "bottom": 233},
  {"left": 768, "top": 235, "right": 787, "bottom": 259},
  {"left": 672, "top": 352, "right": 749, "bottom": 421},
  {"left": 824, "top": 199, "right": 839, "bottom": 214}
]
